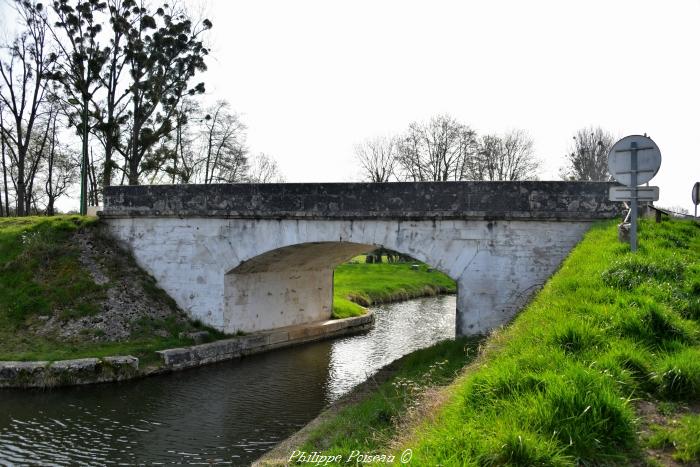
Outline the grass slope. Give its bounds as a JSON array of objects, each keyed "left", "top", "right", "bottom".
[
  {"left": 290, "top": 219, "right": 700, "bottom": 466},
  {"left": 332, "top": 263, "right": 456, "bottom": 319},
  {"left": 0, "top": 216, "right": 218, "bottom": 362},
  {"left": 296, "top": 337, "right": 481, "bottom": 457}
]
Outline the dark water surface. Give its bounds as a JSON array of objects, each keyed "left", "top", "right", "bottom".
[{"left": 0, "top": 295, "right": 455, "bottom": 465}]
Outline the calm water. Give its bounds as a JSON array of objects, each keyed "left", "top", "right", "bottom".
[{"left": 0, "top": 295, "right": 456, "bottom": 465}]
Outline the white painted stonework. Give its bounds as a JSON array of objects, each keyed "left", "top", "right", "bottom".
[{"left": 104, "top": 217, "right": 592, "bottom": 336}]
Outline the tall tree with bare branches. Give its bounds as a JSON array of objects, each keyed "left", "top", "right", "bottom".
[
  {"left": 560, "top": 126, "right": 614, "bottom": 181},
  {"left": 46, "top": 0, "right": 109, "bottom": 214},
  {"left": 396, "top": 114, "right": 477, "bottom": 182},
  {"left": 0, "top": 0, "right": 54, "bottom": 215},
  {"left": 471, "top": 130, "right": 540, "bottom": 181},
  {"left": 354, "top": 136, "right": 397, "bottom": 182},
  {"left": 201, "top": 100, "right": 246, "bottom": 184},
  {"left": 247, "top": 153, "right": 284, "bottom": 183}
]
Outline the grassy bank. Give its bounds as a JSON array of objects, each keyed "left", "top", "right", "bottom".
[
  {"left": 294, "top": 337, "right": 481, "bottom": 457},
  {"left": 284, "top": 219, "right": 700, "bottom": 465},
  {"left": 0, "top": 216, "right": 219, "bottom": 363},
  {"left": 332, "top": 263, "right": 456, "bottom": 319}
]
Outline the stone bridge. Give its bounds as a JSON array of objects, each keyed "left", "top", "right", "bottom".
[{"left": 100, "top": 182, "right": 620, "bottom": 336}]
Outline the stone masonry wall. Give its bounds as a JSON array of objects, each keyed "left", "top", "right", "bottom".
[{"left": 102, "top": 181, "right": 620, "bottom": 220}]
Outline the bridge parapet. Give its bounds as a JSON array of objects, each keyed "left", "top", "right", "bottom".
[{"left": 102, "top": 181, "right": 621, "bottom": 221}]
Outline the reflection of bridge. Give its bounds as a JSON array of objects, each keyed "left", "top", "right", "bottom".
[{"left": 101, "top": 182, "right": 619, "bottom": 336}]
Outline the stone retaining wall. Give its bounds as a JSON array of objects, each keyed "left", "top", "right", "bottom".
[
  {"left": 0, "top": 356, "right": 138, "bottom": 388},
  {"left": 157, "top": 312, "right": 374, "bottom": 370},
  {"left": 0, "top": 313, "right": 373, "bottom": 388}
]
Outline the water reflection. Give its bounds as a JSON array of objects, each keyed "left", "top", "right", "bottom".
[{"left": 0, "top": 295, "right": 456, "bottom": 465}]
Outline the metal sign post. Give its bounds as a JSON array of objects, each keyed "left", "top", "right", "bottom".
[
  {"left": 692, "top": 182, "right": 700, "bottom": 218},
  {"left": 607, "top": 135, "right": 662, "bottom": 252}
]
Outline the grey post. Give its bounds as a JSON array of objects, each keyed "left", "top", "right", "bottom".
[
  {"left": 614, "top": 140, "right": 654, "bottom": 252},
  {"left": 630, "top": 142, "right": 638, "bottom": 251}
]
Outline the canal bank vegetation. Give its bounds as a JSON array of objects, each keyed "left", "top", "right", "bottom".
[
  {"left": 332, "top": 262, "right": 456, "bottom": 319},
  {"left": 0, "top": 216, "right": 221, "bottom": 363},
  {"left": 278, "top": 219, "right": 700, "bottom": 466}
]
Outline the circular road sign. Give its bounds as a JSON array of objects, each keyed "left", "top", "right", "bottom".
[
  {"left": 607, "top": 135, "right": 661, "bottom": 186},
  {"left": 693, "top": 182, "right": 700, "bottom": 206}
]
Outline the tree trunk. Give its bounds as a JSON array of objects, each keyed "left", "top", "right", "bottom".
[
  {"left": 1, "top": 146, "right": 8, "bottom": 217},
  {"left": 16, "top": 147, "right": 26, "bottom": 216},
  {"left": 103, "top": 136, "right": 113, "bottom": 190},
  {"left": 128, "top": 141, "right": 140, "bottom": 186},
  {"left": 129, "top": 91, "right": 141, "bottom": 186},
  {"left": 46, "top": 113, "right": 55, "bottom": 215},
  {"left": 80, "top": 96, "right": 89, "bottom": 214}
]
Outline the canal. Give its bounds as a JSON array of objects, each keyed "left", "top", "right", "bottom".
[{"left": 0, "top": 295, "right": 456, "bottom": 465}]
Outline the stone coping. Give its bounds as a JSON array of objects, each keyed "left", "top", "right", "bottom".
[
  {"left": 101, "top": 181, "right": 621, "bottom": 221},
  {"left": 0, "top": 313, "right": 374, "bottom": 388}
]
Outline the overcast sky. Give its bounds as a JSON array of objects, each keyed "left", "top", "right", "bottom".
[
  {"left": 3, "top": 0, "right": 700, "bottom": 212},
  {"left": 198, "top": 0, "right": 700, "bottom": 212}
]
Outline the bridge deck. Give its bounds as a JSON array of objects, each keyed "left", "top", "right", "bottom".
[{"left": 101, "top": 181, "right": 621, "bottom": 221}]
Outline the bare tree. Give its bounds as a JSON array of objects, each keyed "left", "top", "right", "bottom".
[
  {"left": 202, "top": 101, "right": 247, "bottom": 184},
  {"left": 396, "top": 114, "right": 477, "bottom": 182},
  {"left": 47, "top": 0, "right": 109, "bottom": 213},
  {"left": 165, "top": 97, "right": 200, "bottom": 183},
  {"left": 560, "top": 126, "right": 614, "bottom": 181},
  {"left": 43, "top": 109, "right": 78, "bottom": 214},
  {"left": 0, "top": 0, "right": 53, "bottom": 215},
  {"left": 471, "top": 130, "right": 540, "bottom": 181},
  {"left": 354, "top": 136, "right": 397, "bottom": 182},
  {"left": 0, "top": 101, "right": 6, "bottom": 216},
  {"left": 92, "top": 0, "right": 135, "bottom": 191},
  {"left": 247, "top": 153, "right": 284, "bottom": 183},
  {"left": 22, "top": 110, "right": 53, "bottom": 213}
]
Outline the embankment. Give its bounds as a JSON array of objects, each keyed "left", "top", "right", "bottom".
[
  {"left": 260, "top": 219, "right": 700, "bottom": 466},
  {"left": 332, "top": 262, "right": 456, "bottom": 318}
]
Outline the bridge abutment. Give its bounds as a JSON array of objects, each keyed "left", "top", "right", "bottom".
[{"left": 223, "top": 269, "right": 334, "bottom": 333}]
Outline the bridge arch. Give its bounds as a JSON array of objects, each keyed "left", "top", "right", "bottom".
[{"left": 223, "top": 240, "right": 455, "bottom": 334}]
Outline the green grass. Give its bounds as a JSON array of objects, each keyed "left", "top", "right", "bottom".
[
  {"left": 332, "top": 262, "right": 456, "bottom": 318},
  {"left": 290, "top": 219, "right": 700, "bottom": 465},
  {"left": 0, "top": 216, "right": 219, "bottom": 362},
  {"left": 648, "top": 414, "right": 700, "bottom": 463},
  {"left": 297, "top": 337, "right": 481, "bottom": 455}
]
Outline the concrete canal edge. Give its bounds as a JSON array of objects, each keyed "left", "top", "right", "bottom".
[{"left": 0, "top": 312, "right": 374, "bottom": 388}]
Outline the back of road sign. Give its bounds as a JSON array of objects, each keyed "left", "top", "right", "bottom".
[
  {"left": 608, "top": 135, "right": 661, "bottom": 186},
  {"left": 692, "top": 182, "right": 700, "bottom": 206},
  {"left": 609, "top": 186, "right": 659, "bottom": 202}
]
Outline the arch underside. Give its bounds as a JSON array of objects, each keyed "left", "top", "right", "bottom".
[
  {"left": 224, "top": 241, "right": 431, "bottom": 333},
  {"left": 229, "top": 242, "right": 377, "bottom": 274}
]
